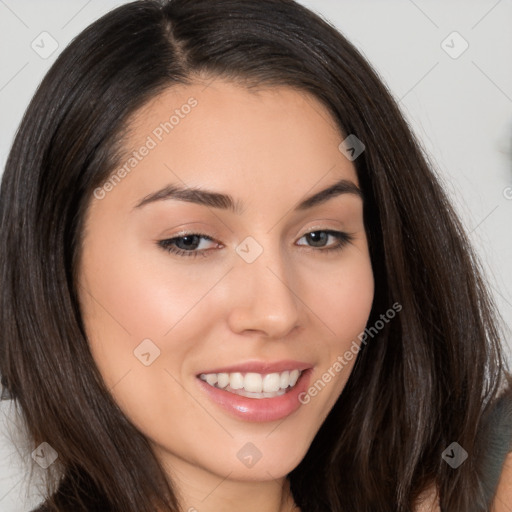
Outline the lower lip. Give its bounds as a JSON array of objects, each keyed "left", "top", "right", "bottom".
[{"left": 196, "top": 369, "right": 313, "bottom": 422}]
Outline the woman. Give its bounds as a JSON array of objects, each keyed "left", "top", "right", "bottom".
[{"left": 1, "top": 1, "right": 511, "bottom": 511}]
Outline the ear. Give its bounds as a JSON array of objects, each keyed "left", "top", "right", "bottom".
[{"left": 491, "top": 451, "right": 512, "bottom": 511}]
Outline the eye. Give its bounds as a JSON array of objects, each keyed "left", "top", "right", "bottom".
[
  {"left": 158, "top": 233, "right": 220, "bottom": 258},
  {"left": 296, "top": 230, "right": 354, "bottom": 252},
  {"left": 158, "top": 229, "right": 354, "bottom": 259}
]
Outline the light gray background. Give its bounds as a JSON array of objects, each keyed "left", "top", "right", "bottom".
[{"left": 1, "top": 1, "right": 511, "bottom": 510}]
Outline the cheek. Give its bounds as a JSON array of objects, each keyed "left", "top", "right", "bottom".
[
  {"left": 296, "top": 248, "right": 374, "bottom": 413},
  {"left": 77, "top": 234, "right": 188, "bottom": 395},
  {"left": 78, "top": 231, "right": 232, "bottom": 417},
  {"left": 308, "top": 252, "right": 374, "bottom": 346},
  {"left": 79, "top": 230, "right": 225, "bottom": 341}
]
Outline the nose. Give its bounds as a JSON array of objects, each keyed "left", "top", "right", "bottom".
[{"left": 226, "top": 247, "right": 301, "bottom": 339}]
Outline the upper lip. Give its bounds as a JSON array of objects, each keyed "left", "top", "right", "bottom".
[{"left": 197, "top": 360, "right": 313, "bottom": 375}]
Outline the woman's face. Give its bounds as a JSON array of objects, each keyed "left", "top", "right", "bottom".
[{"left": 78, "top": 80, "right": 374, "bottom": 486}]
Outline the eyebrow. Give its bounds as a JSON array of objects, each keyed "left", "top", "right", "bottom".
[{"left": 132, "top": 177, "right": 362, "bottom": 213}]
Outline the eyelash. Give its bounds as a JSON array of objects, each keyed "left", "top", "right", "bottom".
[{"left": 157, "top": 230, "right": 354, "bottom": 258}]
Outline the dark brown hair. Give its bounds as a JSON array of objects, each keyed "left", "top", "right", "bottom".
[{"left": 1, "top": 1, "right": 510, "bottom": 511}]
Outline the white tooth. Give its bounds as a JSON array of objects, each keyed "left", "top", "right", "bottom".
[
  {"left": 289, "top": 369, "right": 300, "bottom": 387},
  {"left": 201, "top": 369, "right": 304, "bottom": 393},
  {"left": 230, "top": 372, "right": 244, "bottom": 390},
  {"left": 262, "top": 373, "right": 281, "bottom": 393},
  {"left": 244, "top": 373, "right": 263, "bottom": 393},
  {"left": 205, "top": 374, "right": 218, "bottom": 386},
  {"left": 217, "top": 373, "right": 230, "bottom": 389},
  {"left": 279, "top": 370, "right": 290, "bottom": 389},
  {"left": 236, "top": 389, "right": 287, "bottom": 399}
]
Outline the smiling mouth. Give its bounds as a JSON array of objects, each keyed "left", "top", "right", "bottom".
[{"left": 198, "top": 369, "right": 303, "bottom": 399}]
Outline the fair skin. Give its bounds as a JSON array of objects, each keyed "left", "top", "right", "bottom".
[
  {"left": 78, "top": 79, "right": 512, "bottom": 512},
  {"left": 78, "top": 80, "right": 374, "bottom": 512},
  {"left": 493, "top": 453, "right": 512, "bottom": 512},
  {"left": 416, "top": 452, "right": 512, "bottom": 511}
]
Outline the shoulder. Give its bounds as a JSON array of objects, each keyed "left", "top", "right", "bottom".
[
  {"left": 491, "top": 451, "right": 512, "bottom": 511},
  {"left": 483, "top": 385, "right": 512, "bottom": 510},
  {"left": 30, "top": 505, "right": 49, "bottom": 512},
  {"left": 414, "top": 484, "right": 440, "bottom": 512},
  {"left": 415, "top": 383, "right": 512, "bottom": 512}
]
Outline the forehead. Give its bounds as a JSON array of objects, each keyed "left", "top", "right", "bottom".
[{"left": 92, "top": 80, "right": 358, "bottom": 215}]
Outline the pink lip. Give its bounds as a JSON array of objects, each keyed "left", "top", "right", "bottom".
[
  {"left": 197, "top": 360, "right": 313, "bottom": 375},
  {"left": 196, "top": 368, "right": 314, "bottom": 422}
]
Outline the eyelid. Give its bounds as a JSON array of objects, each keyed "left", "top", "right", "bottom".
[
  {"left": 296, "top": 229, "right": 354, "bottom": 249},
  {"left": 295, "top": 219, "right": 347, "bottom": 234},
  {"left": 164, "top": 230, "right": 222, "bottom": 247},
  {"left": 157, "top": 227, "right": 354, "bottom": 259}
]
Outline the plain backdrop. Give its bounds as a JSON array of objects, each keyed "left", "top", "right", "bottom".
[{"left": 0, "top": 1, "right": 511, "bottom": 510}]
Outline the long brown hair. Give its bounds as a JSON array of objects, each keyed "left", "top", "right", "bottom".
[{"left": 1, "top": 1, "right": 510, "bottom": 511}]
